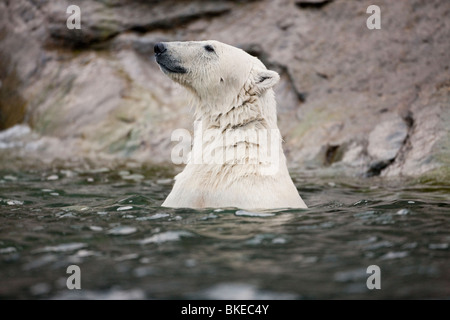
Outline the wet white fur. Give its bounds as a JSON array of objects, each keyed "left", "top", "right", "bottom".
[{"left": 159, "top": 40, "right": 307, "bottom": 210}]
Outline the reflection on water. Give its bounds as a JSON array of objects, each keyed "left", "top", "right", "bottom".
[{"left": 0, "top": 165, "right": 449, "bottom": 299}]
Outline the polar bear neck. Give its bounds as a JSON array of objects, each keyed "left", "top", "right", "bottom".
[
  {"left": 195, "top": 84, "right": 278, "bottom": 132},
  {"left": 189, "top": 83, "right": 284, "bottom": 175}
]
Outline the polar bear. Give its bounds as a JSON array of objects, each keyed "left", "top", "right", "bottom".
[{"left": 154, "top": 40, "right": 307, "bottom": 210}]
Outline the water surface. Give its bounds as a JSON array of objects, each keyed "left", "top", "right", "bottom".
[{"left": 0, "top": 165, "right": 449, "bottom": 299}]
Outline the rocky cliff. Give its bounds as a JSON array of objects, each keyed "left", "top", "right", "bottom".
[{"left": 0, "top": 0, "right": 449, "bottom": 179}]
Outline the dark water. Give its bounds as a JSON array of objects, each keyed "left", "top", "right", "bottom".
[{"left": 0, "top": 165, "right": 449, "bottom": 299}]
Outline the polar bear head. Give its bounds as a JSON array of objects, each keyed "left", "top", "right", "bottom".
[{"left": 154, "top": 40, "right": 279, "bottom": 107}]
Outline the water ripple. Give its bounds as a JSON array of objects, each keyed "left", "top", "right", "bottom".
[{"left": 0, "top": 168, "right": 449, "bottom": 299}]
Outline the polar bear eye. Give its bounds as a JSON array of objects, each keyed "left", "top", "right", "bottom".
[{"left": 204, "top": 45, "right": 215, "bottom": 53}]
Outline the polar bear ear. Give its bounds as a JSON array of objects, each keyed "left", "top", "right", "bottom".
[{"left": 254, "top": 69, "right": 280, "bottom": 92}]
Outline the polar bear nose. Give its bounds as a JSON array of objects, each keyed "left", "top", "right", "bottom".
[{"left": 154, "top": 42, "right": 167, "bottom": 55}]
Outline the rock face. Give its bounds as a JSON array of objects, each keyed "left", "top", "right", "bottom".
[
  {"left": 366, "top": 116, "right": 409, "bottom": 177},
  {"left": 0, "top": 0, "right": 449, "bottom": 179}
]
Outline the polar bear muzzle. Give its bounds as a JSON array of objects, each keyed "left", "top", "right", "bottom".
[{"left": 154, "top": 42, "right": 187, "bottom": 74}]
